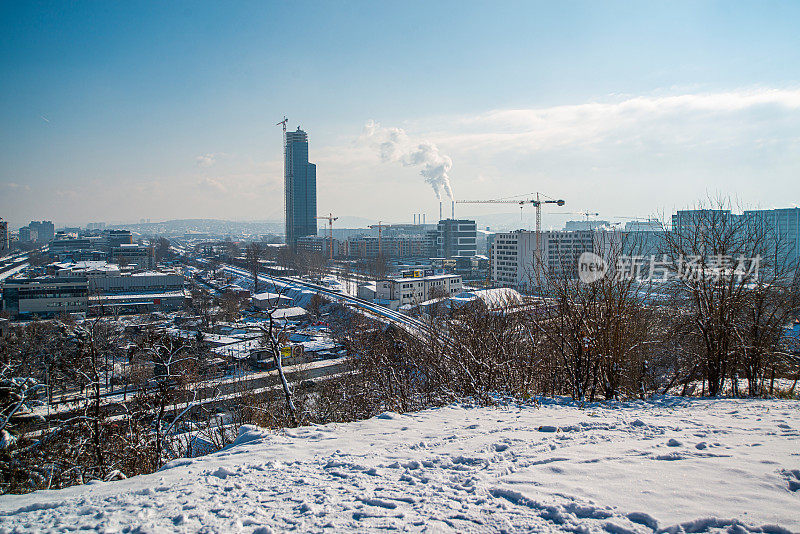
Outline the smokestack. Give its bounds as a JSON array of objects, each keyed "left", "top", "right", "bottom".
[
  {"left": 414, "top": 214, "right": 416, "bottom": 225},
  {"left": 439, "top": 202, "right": 443, "bottom": 221},
  {"left": 423, "top": 214, "right": 426, "bottom": 225},
  {"left": 451, "top": 201, "right": 455, "bottom": 219}
]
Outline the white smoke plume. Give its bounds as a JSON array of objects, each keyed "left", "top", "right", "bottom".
[{"left": 362, "top": 120, "right": 454, "bottom": 200}]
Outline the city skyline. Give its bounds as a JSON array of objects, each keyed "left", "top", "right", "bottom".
[{"left": 2, "top": 2, "right": 800, "bottom": 229}]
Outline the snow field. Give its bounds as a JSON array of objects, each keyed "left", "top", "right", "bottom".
[{"left": 1, "top": 396, "right": 798, "bottom": 533}]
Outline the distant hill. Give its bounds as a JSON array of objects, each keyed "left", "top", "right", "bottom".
[{"left": 109, "top": 219, "right": 283, "bottom": 238}]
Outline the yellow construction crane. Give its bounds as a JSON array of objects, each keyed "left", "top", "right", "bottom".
[
  {"left": 368, "top": 221, "right": 392, "bottom": 257},
  {"left": 316, "top": 213, "right": 338, "bottom": 259},
  {"left": 456, "top": 193, "right": 565, "bottom": 267}
]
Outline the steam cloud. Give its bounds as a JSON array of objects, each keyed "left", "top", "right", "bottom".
[{"left": 363, "top": 120, "right": 454, "bottom": 200}]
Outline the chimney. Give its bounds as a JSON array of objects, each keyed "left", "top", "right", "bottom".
[
  {"left": 423, "top": 214, "right": 426, "bottom": 225},
  {"left": 413, "top": 214, "right": 416, "bottom": 225},
  {"left": 439, "top": 202, "right": 443, "bottom": 221},
  {"left": 451, "top": 201, "right": 455, "bottom": 219}
]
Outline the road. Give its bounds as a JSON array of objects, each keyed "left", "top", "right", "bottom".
[{"left": 29, "top": 356, "right": 350, "bottom": 432}]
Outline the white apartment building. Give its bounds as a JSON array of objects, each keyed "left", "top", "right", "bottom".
[
  {"left": 491, "top": 230, "right": 599, "bottom": 287},
  {"left": 376, "top": 274, "right": 463, "bottom": 309}
]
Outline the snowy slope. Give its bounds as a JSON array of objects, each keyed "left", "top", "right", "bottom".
[{"left": 1, "top": 397, "right": 798, "bottom": 533}]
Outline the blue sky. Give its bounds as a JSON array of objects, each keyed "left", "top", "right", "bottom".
[{"left": 1, "top": 1, "right": 799, "bottom": 229}]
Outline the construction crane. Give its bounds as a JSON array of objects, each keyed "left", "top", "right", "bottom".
[
  {"left": 276, "top": 116, "right": 288, "bottom": 134},
  {"left": 608, "top": 216, "right": 662, "bottom": 230},
  {"left": 456, "top": 193, "right": 565, "bottom": 267},
  {"left": 316, "top": 213, "right": 338, "bottom": 259},
  {"left": 560, "top": 211, "right": 600, "bottom": 221},
  {"left": 277, "top": 117, "right": 288, "bottom": 246},
  {"left": 368, "top": 221, "right": 392, "bottom": 257}
]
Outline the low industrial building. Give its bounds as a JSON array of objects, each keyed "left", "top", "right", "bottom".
[
  {"left": 251, "top": 291, "right": 293, "bottom": 310},
  {"left": 375, "top": 273, "right": 462, "bottom": 309},
  {"left": 1, "top": 276, "right": 89, "bottom": 317},
  {"left": 1, "top": 261, "right": 186, "bottom": 317}
]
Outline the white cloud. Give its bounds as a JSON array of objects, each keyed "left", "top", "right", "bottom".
[
  {"left": 317, "top": 87, "right": 800, "bottom": 220},
  {"left": 4, "top": 182, "right": 31, "bottom": 191},
  {"left": 198, "top": 177, "right": 228, "bottom": 193},
  {"left": 431, "top": 88, "right": 800, "bottom": 154},
  {"left": 196, "top": 153, "right": 218, "bottom": 167}
]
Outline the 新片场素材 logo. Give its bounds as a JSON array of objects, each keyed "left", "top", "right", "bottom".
[{"left": 578, "top": 252, "right": 607, "bottom": 284}]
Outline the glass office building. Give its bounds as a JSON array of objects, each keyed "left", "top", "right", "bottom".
[{"left": 284, "top": 127, "right": 317, "bottom": 248}]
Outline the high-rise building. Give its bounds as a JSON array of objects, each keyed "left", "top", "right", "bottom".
[
  {"left": 436, "top": 219, "right": 477, "bottom": 258},
  {"left": 19, "top": 226, "right": 36, "bottom": 243},
  {"left": 0, "top": 218, "right": 8, "bottom": 253},
  {"left": 29, "top": 220, "right": 55, "bottom": 242},
  {"left": 284, "top": 127, "right": 317, "bottom": 248},
  {"left": 742, "top": 207, "right": 800, "bottom": 274},
  {"left": 671, "top": 208, "right": 800, "bottom": 274}
]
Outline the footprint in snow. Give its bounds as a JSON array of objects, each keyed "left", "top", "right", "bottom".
[{"left": 782, "top": 469, "right": 800, "bottom": 492}]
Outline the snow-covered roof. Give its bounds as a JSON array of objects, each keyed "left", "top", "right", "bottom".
[
  {"left": 57, "top": 260, "right": 120, "bottom": 273},
  {"left": 252, "top": 292, "right": 292, "bottom": 301},
  {"left": 89, "top": 291, "right": 186, "bottom": 301},
  {"left": 269, "top": 306, "right": 308, "bottom": 319},
  {"left": 417, "top": 296, "right": 450, "bottom": 307},
  {"left": 451, "top": 287, "right": 523, "bottom": 308}
]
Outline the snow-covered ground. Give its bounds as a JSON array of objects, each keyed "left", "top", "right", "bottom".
[{"left": 1, "top": 397, "right": 798, "bottom": 533}]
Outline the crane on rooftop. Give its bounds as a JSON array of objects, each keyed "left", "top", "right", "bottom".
[{"left": 276, "top": 116, "right": 288, "bottom": 134}]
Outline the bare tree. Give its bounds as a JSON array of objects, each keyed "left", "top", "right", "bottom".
[
  {"left": 296, "top": 250, "right": 327, "bottom": 282},
  {"left": 518, "top": 230, "right": 657, "bottom": 401},
  {"left": 218, "top": 290, "right": 246, "bottom": 323},
  {"left": 189, "top": 288, "right": 213, "bottom": 331},
  {"left": 133, "top": 332, "right": 198, "bottom": 468},
  {"left": 245, "top": 243, "right": 263, "bottom": 293},
  {"left": 661, "top": 199, "right": 800, "bottom": 396},
  {"left": 223, "top": 239, "right": 240, "bottom": 260},
  {"left": 152, "top": 237, "right": 171, "bottom": 263},
  {"left": 258, "top": 305, "right": 298, "bottom": 427}
]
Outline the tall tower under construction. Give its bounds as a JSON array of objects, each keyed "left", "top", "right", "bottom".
[{"left": 284, "top": 126, "right": 317, "bottom": 248}]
